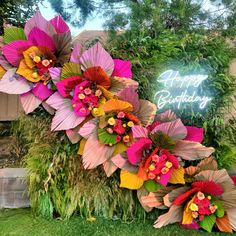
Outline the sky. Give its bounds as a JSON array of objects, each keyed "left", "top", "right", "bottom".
[
  {"left": 39, "top": 0, "right": 220, "bottom": 36},
  {"left": 39, "top": 0, "right": 105, "bottom": 36}
]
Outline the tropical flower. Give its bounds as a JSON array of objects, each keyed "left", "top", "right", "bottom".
[
  {"left": 46, "top": 42, "right": 139, "bottom": 143},
  {"left": 111, "top": 110, "right": 214, "bottom": 192},
  {"left": 0, "top": 11, "right": 71, "bottom": 113},
  {"left": 150, "top": 169, "right": 236, "bottom": 233},
  {"left": 78, "top": 86, "right": 157, "bottom": 175}
]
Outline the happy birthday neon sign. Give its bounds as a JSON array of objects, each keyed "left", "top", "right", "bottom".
[{"left": 154, "top": 70, "right": 212, "bottom": 109}]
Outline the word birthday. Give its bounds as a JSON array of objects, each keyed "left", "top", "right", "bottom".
[{"left": 154, "top": 70, "right": 212, "bottom": 109}]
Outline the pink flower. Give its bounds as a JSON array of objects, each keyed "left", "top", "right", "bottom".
[
  {"left": 197, "top": 191, "right": 205, "bottom": 200},
  {"left": 161, "top": 167, "right": 170, "bottom": 175},
  {"left": 117, "top": 111, "right": 125, "bottom": 118},
  {"left": 107, "top": 128, "right": 113, "bottom": 134},
  {"left": 116, "top": 135, "right": 122, "bottom": 142},
  {"left": 113, "top": 119, "right": 125, "bottom": 135},
  {"left": 148, "top": 172, "right": 156, "bottom": 180},
  {"left": 84, "top": 88, "right": 92, "bottom": 95},
  {"left": 152, "top": 155, "right": 160, "bottom": 162},
  {"left": 95, "top": 89, "right": 102, "bottom": 97}
]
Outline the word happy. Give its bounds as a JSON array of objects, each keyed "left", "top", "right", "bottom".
[{"left": 154, "top": 70, "right": 212, "bottom": 109}]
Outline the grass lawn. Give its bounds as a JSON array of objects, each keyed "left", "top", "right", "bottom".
[{"left": 0, "top": 208, "right": 234, "bottom": 236}]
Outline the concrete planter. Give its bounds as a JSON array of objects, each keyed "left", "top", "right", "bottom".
[{"left": 0, "top": 168, "right": 30, "bottom": 208}]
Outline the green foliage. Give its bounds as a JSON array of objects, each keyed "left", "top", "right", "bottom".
[
  {"left": 143, "top": 180, "right": 162, "bottom": 192},
  {"left": 199, "top": 214, "right": 216, "bottom": 233},
  {"left": 3, "top": 27, "right": 26, "bottom": 43},
  {"left": 0, "top": 0, "right": 41, "bottom": 35},
  {"left": 108, "top": 29, "right": 236, "bottom": 169},
  {"left": 11, "top": 115, "right": 146, "bottom": 220}
]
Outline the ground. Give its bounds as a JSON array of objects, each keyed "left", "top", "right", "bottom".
[{"left": 0, "top": 208, "right": 234, "bottom": 236}]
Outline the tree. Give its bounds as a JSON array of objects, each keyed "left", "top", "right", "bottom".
[
  {"left": 0, "top": 0, "right": 41, "bottom": 35},
  {"left": 48, "top": 0, "right": 236, "bottom": 35}
]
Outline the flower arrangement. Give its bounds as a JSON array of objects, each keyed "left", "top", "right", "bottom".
[{"left": 0, "top": 11, "right": 235, "bottom": 233}]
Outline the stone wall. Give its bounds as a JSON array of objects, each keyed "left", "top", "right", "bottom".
[{"left": 0, "top": 168, "right": 30, "bottom": 208}]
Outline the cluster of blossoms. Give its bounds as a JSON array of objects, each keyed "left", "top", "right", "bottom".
[
  {"left": 187, "top": 191, "right": 219, "bottom": 221},
  {"left": 0, "top": 11, "right": 236, "bottom": 234}
]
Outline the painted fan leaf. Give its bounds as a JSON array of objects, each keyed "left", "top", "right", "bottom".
[
  {"left": 98, "top": 128, "right": 117, "bottom": 145},
  {"left": 216, "top": 214, "right": 233, "bottom": 233},
  {"left": 194, "top": 169, "right": 234, "bottom": 193},
  {"left": 46, "top": 92, "right": 67, "bottom": 110},
  {"left": 24, "top": 11, "right": 56, "bottom": 38},
  {"left": 52, "top": 32, "right": 72, "bottom": 65},
  {"left": 144, "top": 180, "right": 162, "bottom": 192},
  {"left": 120, "top": 170, "right": 144, "bottom": 190},
  {"left": 137, "top": 187, "right": 153, "bottom": 212},
  {"left": 169, "top": 167, "right": 185, "bottom": 184},
  {"left": 2, "top": 40, "right": 33, "bottom": 66},
  {"left": 112, "top": 59, "right": 132, "bottom": 79},
  {"left": 49, "top": 67, "right": 61, "bottom": 85},
  {"left": 42, "top": 102, "right": 55, "bottom": 115},
  {"left": 103, "top": 160, "right": 117, "bottom": 177},
  {"left": 51, "top": 101, "right": 85, "bottom": 131},
  {"left": 82, "top": 134, "right": 115, "bottom": 169},
  {"left": 199, "top": 214, "right": 216, "bottom": 232},
  {"left": 102, "top": 99, "right": 133, "bottom": 113},
  {"left": 79, "top": 119, "right": 98, "bottom": 139},
  {"left": 225, "top": 208, "right": 236, "bottom": 231},
  {"left": 61, "top": 62, "right": 82, "bottom": 80},
  {"left": 117, "top": 86, "right": 140, "bottom": 113},
  {"left": 140, "top": 191, "right": 166, "bottom": 209},
  {"left": 4, "top": 27, "right": 26, "bottom": 44},
  {"left": 154, "top": 205, "right": 183, "bottom": 228},
  {"left": 184, "top": 126, "right": 204, "bottom": 143},
  {"left": 135, "top": 99, "right": 157, "bottom": 127},
  {"left": 20, "top": 92, "right": 42, "bottom": 114},
  {"left": 70, "top": 43, "right": 83, "bottom": 63},
  {"left": 173, "top": 140, "right": 215, "bottom": 160},
  {"left": 111, "top": 154, "right": 137, "bottom": 173},
  {"left": 163, "top": 186, "right": 190, "bottom": 207},
  {"left": 110, "top": 76, "right": 139, "bottom": 94},
  {"left": 132, "top": 125, "right": 149, "bottom": 139},
  {"left": 66, "top": 126, "right": 81, "bottom": 144},
  {"left": 156, "top": 110, "right": 177, "bottom": 122},
  {"left": 79, "top": 42, "right": 114, "bottom": 76},
  {"left": 28, "top": 27, "right": 55, "bottom": 52},
  {"left": 0, "top": 68, "right": 32, "bottom": 94},
  {"left": 49, "top": 15, "right": 70, "bottom": 33},
  {"left": 31, "top": 82, "right": 53, "bottom": 101},
  {"left": 151, "top": 119, "right": 187, "bottom": 141}
]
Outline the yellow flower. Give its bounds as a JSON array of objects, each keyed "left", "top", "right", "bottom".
[
  {"left": 165, "top": 161, "right": 173, "bottom": 168},
  {"left": 92, "top": 107, "right": 104, "bottom": 117},
  {"left": 207, "top": 195, "right": 211, "bottom": 200},
  {"left": 148, "top": 164, "right": 155, "bottom": 171},
  {"left": 33, "top": 55, "right": 41, "bottom": 63},
  {"left": 127, "top": 121, "right": 134, "bottom": 127},
  {"left": 78, "top": 93, "right": 85, "bottom": 99},
  {"left": 108, "top": 117, "right": 116, "bottom": 126},
  {"left": 31, "top": 72, "right": 39, "bottom": 79},
  {"left": 123, "top": 135, "right": 130, "bottom": 143},
  {"left": 122, "top": 124, "right": 127, "bottom": 127},
  {"left": 192, "top": 212, "right": 198, "bottom": 219},
  {"left": 189, "top": 203, "right": 198, "bottom": 212}
]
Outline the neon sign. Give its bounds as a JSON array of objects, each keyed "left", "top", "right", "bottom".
[{"left": 154, "top": 70, "right": 212, "bottom": 109}]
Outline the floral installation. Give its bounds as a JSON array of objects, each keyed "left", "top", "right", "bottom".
[
  {"left": 111, "top": 110, "right": 214, "bottom": 191},
  {"left": 0, "top": 11, "right": 72, "bottom": 113},
  {"left": 0, "top": 11, "right": 236, "bottom": 234},
  {"left": 46, "top": 41, "right": 139, "bottom": 143}
]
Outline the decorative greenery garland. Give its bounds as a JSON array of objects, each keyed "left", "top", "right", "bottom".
[{"left": 1, "top": 12, "right": 236, "bottom": 233}]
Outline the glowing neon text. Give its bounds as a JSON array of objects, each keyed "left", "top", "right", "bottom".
[{"left": 154, "top": 70, "right": 212, "bottom": 109}]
